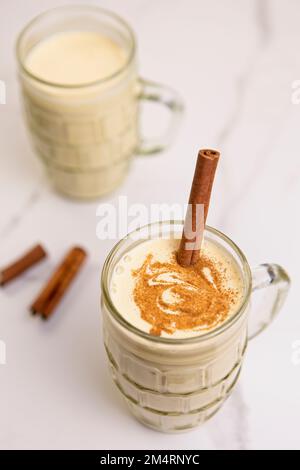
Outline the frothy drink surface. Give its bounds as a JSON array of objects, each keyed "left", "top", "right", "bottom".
[
  {"left": 110, "top": 238, "right": 244, "bottom": 339},
  {"left": 25, "top": 31, "right": 127, "bottom": 85}
]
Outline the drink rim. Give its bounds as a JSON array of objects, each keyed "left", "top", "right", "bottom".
[
  {"left": 15, "top": 5, "right": 137, "bottom": 89},
  {"left": 101, "top": 220, "right": 252, "bottom": 344}
]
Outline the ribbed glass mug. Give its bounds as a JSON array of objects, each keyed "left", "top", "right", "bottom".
[
  {"left": 101, "top": 221, "right": 290, "bottom": 433},
  {"left": 16, "top": 6, "right": 183, "bottom": 199}
]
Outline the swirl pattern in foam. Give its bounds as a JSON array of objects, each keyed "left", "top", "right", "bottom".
[{"left": 110, "top": 237, "right": 244, "bottom": 339}]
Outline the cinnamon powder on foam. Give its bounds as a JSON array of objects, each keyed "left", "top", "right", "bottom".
[{"left": 132, "top": 251, "right": 238, "bottom": 337}]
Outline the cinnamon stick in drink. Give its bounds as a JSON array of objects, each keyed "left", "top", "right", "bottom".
[
  {"left": 177, "top": 149, "right": 220, "bottom": 267},
  {"left": 0, "top": 244, "right": 47, "bottom": 286},
  {"left": 30, "top": 246, "right": 87, "bottom": 319}
]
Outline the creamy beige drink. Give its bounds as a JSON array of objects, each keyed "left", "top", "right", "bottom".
[
  {"left": 25, "top": 31, "right": 127, "bottom": 86},
  {"left": 102, "top": 221, "right": 290, "bottom": 432},
  {"left": 17, "top": 7, "right": 183, "bottom": 198},
  {"left": 20, "top": 29, "right": 138, "bottom": 198},
  {"left": 17, "top": 9, "right": 139, "bottom": 198},
  {"left": 111, "top": 238, "right": 243, "bottom": 339},
  {"left": 102, "top": 223, "right": 250, "bottom": 432}
]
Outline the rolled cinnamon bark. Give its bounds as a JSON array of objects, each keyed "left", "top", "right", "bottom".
[
  {"left": 30, "top": 246, "right": 87, "bottom": 318},
  {"left": 177, "top": 149, "right": 220, "bottom": 267},
  {"left": 0, "top": 244, "right": 47, "bottom": 286}
]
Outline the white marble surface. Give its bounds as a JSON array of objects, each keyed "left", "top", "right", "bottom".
[{"left": 0, "top": 0, "right": 299, "bottom": 450}]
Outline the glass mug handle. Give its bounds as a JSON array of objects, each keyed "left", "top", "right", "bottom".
[
  {"left": 248, "top": 264, "right": 290, "bottom": 340},
  {"left": 136, "top": 78, "right": 184, "bottom": 155}
]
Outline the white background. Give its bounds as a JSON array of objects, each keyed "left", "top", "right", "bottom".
[{"left": 0, "top": 0, "right": 299, "bottom": 450}]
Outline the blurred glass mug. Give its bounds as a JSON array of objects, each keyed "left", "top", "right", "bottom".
[
  {"left": 16, "top": 6, "right": 183, "bottom": 199},
  {"left": 101, "top": 221, "right": 290, "bottom": 432}
]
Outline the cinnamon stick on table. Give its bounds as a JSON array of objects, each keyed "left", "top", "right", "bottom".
[
  {"left": 0, "top": 244, "right": 47, "bottom": 286},
  {"left": 30, "top": 246, "right": 87, "bottom": 319},
  {"left": 177, "top": 149, "right": 220, "bottom": 267}
]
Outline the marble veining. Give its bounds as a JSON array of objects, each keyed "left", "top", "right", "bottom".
[
  {"left": 0, "top": 0, "right": 299, "bottom": 450},
  {"left": 0, "top": 189, "right": 41, "bottom": 240}
]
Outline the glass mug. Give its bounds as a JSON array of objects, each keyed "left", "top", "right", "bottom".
[
  {"left": 101, "top": 221, "right": 290, "bottom": 433},
  {"left": 16, "top": 6, "right": 183, "bottom": 199}
]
